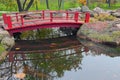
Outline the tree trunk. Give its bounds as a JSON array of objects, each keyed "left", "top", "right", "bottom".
[
  {"left": 16, "top": 0, "right": 23, "bottom": 12},
  {"left": 108, "top": 0, "right": 111, "bottom": 7},
  {"left": 58, "top": 0, "right": 62, "bottom": 10},
  {"left": 24, "top": 0, "right": 34, "bottom": 11},
  {"left": 16, "top": 0, "right": 34, "bottom": 12},
  {"left": 46, "top": 0, "right": 49, "bottom": 9}
]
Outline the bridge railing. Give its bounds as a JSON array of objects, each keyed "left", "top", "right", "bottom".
[{"left": 2, "top": 10, "right": 90, "bottom": 29}]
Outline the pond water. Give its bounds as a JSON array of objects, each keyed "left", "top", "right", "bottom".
[{"left": 0, "top": 31, "right": 120, "bottom": 80}]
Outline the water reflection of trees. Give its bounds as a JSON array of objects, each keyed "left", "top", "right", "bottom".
[
  {"left": 0, "top": 41, "right": 83, "bottom": 80},
  {"left": 24, "top": 45, "right": 83, "bottom": 80}
]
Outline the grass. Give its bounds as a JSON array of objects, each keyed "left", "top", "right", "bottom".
[{"left": 88, "top": 2, "right": 120, "bottom": 10}]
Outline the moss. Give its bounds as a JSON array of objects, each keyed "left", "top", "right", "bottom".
[
  {"left": 112, "top": 31, "right": 120, "bottom": 38},
  {"left": 88, "top": 33, "right": 113, "bottom": 42},
  {"left": 0, "top": 44, "right": 5, "bottom": 54},
  {"left": 94, "top": 13, "right": 116, "bottom": 21}
]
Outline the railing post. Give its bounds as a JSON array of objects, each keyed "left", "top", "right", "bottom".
[
  {"left": 66, "top": 11, "right": 68, "bottom": 20},
  {"left": 9, "top": 52, "right": 14, "bottom": 62},
  {"left": 21, "top": 15, "right": 24, "bottom": 26},
  {"left": 50, "top": 12, "right": 53, "bottom": 22},
  {"left": 7, "top": 16, "right": 12, "bottom": 29},
  {"left": 16, "top": 13, "right": 19, "bottom": 22},
  {"left": 85, "top": 12, "right": 90, "bottom": 23},
  {"left": 74, "top": 12, "right": 79, "bottom": 22},
  {"left": 42, "top": 10, "right": 44, "bottom": 19},
  {"left": 2, "top": 14, "right": 7, "bottom": 24}
]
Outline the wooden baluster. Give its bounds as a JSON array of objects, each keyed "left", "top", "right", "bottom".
[
  {"left": 66, "top": 11, "right": 68, "bottom": 20},
  {"left": 85, "top": 12, "right": 90, "bottom": 23},
  {"left": 9, "top": 52, "right": 14, "bottom": 62},
  {"left": 16, "top": 13, "right": 19, "bottom": 22},
  {"left": 50, "top": 12, "right": 53, "bottom": 22},
  {"left": 42, "top": 10, "right": 45, "bottom": 19},
  {"left": 21, "top": 15, "right": 24, "bottom": 26}
]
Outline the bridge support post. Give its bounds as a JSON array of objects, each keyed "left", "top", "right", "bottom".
[
  {"left": 85, "top": 12, "right": 90, "bottom": 23},
  {"left": 7, "top": 16, "right": 12, "bottom": 29},
  {"left": 9, "top": 52, "right": 14, "bottom": 62},
  {"left": 2, "top": 14, "right": 7, "bottom": 24}
]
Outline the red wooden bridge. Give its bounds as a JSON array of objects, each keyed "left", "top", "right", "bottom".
[{"left": 2, "top": 10, "right": 90, "bottom": 35}]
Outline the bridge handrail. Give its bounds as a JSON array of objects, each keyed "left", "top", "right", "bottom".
[{"left": 2, "top": 10, "right": 90, "bottom": 29}]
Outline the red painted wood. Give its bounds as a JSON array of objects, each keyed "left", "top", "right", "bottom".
[
  {"left": 20, "top": 15, "right": 24, "bottom": 26},
  {"left": 7, "top": 16, "right": 12, "bottom": 29},
  {"left": 85, "top": 12, "right": 90, "bottom": 23},
  {"left": 2, "top": 10, "right": 90, "bottom": 34},
  {"left": 2, "top": 14, "right": 7, "bottom": 24},
  {"left": 16, "top": 13, "right": 19, "bottom": 22},
  {"left": 9, "top": 52, "right": 14, "bottom": 62},
  {"left": 74, "top": 12, "right": 79, "bottom": 22}
]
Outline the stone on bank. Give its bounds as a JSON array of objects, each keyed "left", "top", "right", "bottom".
[{"left": 77, "top": 21, "right": 120, "bottom": 47}]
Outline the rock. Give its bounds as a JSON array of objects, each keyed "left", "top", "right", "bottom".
[
  {"left": 116, "top": 8, "right": 120, "bottom": 12},
  {"left": 93, "top": 7, "right": 105, "bottom": 13},
  {"left": 68, "top": 7, "right": 81, "bottom": 12},
  {"left": 112, "top": 12, "right": 120, "bottom": 18},
  {"left": 111, "top": 8, "right": 120, "bottom": 18},
  {"left": 1, "top": 36, "right": 15, "bottom": 49},
  {"left": 0, "top": 30, "right": 10, "bottom": 41},
  {"left": 77, "top": 21, "right": 120, "bottom": 47},
  {"left": 81, "top": 6, "right": 90, "bottom": 12}
]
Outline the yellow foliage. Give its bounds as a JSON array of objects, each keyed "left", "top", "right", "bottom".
[{"left": 79, "top": 0, "right": 86, "bottom": 6}]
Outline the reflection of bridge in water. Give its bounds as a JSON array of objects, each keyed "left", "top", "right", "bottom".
[{"left": 9, "top": 36, "right": 82, "bottom": 62}]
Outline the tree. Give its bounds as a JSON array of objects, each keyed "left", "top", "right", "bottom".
[{"left": 16, "top": 0, "right": 34, "bottom": 12}]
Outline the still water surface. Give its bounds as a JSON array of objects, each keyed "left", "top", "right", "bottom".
[
  {"left": 56, "top": 52, "right": 120, "bottom": 80},
  {"left": 0, "top": 35, "right": 120, "bottom": 80}
]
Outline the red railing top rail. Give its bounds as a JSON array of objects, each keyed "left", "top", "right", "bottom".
[{"left": 2, "top": 10, "right": 90, "bottom": 30}]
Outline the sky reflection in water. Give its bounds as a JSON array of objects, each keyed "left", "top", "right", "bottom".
[{"left": 57, "top": 53, "right": 120, "bottom": 80}]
